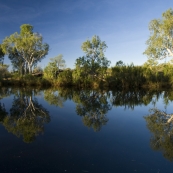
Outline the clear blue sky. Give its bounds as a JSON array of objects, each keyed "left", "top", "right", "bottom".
[{"left": 0, "top": 0, "right": 173, "bottom": 69}]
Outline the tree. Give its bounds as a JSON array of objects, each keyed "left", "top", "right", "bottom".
[
  {"left": 0, "top": 64, "right": 10, "bottom": 79},
  {"left": 1, "top": 24, "right": 49, "bottom": 74},
  {"left": 9, "top": 50, "right": 25, "bottom": 75},
  {"left": 33, "top": 66, "right": 43, "bottom": 74},
  {"left": 144, "top": 9, "right": 173, "bottom": 63},
  {"left": 44, "top": 54, "right": 66, "bottom": 79},
  {"left": 44, "top": 62, "right": 58, "bottom": 79},
  {"left": 115, "top": 60, "right": 125, "bottom": 66},
  {"left": 0, "top": 44, "right": 5, "bottom": 65},
  {"left": 57, "top": 69, "right": 72, "bottom": 86},
  {"left": 50, "top": 54, "right": 66, "bottom": 73},
  {"left": 74, "top": 35, "right": 110, "bottom": 83}
]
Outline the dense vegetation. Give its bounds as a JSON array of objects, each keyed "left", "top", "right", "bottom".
[{"left": 1, "top": 9, "right": 173, "bottom": 89}]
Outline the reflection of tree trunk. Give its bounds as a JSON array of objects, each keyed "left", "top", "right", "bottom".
[
  {"left": 159, "top": 110, "right": 173, "bottom": 124},
  {"left": 145, "top": 108, "right": 173, "bottom": 161},
  {"left": 167, "top": 115, "right": 173, "bottom": 123},
  {"left": 23, "top": 96, "right": 47, "bottom": 118}
]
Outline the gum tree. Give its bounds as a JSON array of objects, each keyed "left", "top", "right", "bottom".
[
  {"left": 2, "top": 24, "right": 49, "bottom": 74},
  {"left": 44, "top": 54, "right": 66, "bottom": 79},
  {"left": 144, "top": 9, "right": 173, "bottom": 63},
  {"left": 50, "top": 54, "right": 66, "bottom": 73},
  {"left": 74, "top": 35, "right": 110, "bottom": 84}
]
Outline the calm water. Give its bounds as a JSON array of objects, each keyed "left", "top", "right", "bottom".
[{"left": 0, "top": 87, "right": 173, "bottom": 173}]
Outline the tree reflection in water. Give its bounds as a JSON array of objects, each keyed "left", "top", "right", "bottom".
[
  {"left": 111, "top": 90, "right": 162, "bottom": 109},
  {"left": 0, "top": 87, "right": 10, "bottom": 122},
  {"left": 2, "top": 87, "right": 173, "bottom": 143},
  {"left": 44, "top": 88, "right": 112, "bottom": 131},
  {"left": 145, "top": 108, "right": 173, "bottom": 161},
  {"left": 0, "top": 89, "right": 50, "bottom": 143},
  {"left": 73, "top": 90, "right": 112, "bottom": 131},
  {"left": 44, "top": 89, "right": 65, "bottom": 108},
  {"left": 0, "top": 102, "right": 7, "bottom": 122}
]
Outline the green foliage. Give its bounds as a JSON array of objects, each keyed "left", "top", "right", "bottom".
[
  {"left": 81, "top": 35, "right": 107, "bottom": 59},
  {"left": 115, "top": 60, "right": 125, "bottom": 66},
  {"left": 144, "top": 8, "right": 173, "bottom": 62},
  {"left": 44, "top": 55, "right": 66, "bottom": 80},
  {"left": 44, "top": 62, "right": 58, "bottom": 79},
  {"left": 0, "top": 64, "right": 10, "bottom": 80},
  {"left": 73, "top": 35, "right": 110, "bottom": 87},
  {"left": 72, "top": 56, "right": 93, "bottom": 87},
  {"left": 110, "top": 64, "right": 146, "bottom": 88},
  {"left": 1, "top": 24, "right": 49, "bottom": 74},
  {"left": 2, "top": 73, "right": 50, "bottom": 87},
  {"left": 20, "top": 24, "right": 33, "bottom": 36},
  {"left": 57, "top": 70, "right": 72, "bottom": 86},
  {"left": 0, "top": 44, "right": 5, "bottom": 64},
  {"left": 50, "top": 54, "right": 66, "bottom": 71}
]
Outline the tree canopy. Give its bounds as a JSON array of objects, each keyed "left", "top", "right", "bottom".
[
  {"left": 1, "top": 24, "right": 49, "bottom": 74},
  {"left": 144, "top": 8, "right": 173, "bottom": 63},
  {"left": 50, "top": 54, "right": 66, "bottom": 71},
  {"left": 115, "top": 60, "right": 125, "bottom": 66},
  {"left": 73, "top": 35, "right": 110, "bottom": 86},
  {"left": 44, "top": 54, "right": 66, "bottom": 79}
]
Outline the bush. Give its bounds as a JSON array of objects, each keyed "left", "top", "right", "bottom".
[{"left": 57, "top": 70, "right": 73, "bottom": 86}]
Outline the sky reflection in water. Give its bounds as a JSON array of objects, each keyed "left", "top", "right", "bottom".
[{"left": 0, "top": 88, "right": 173, "bottom": 173}]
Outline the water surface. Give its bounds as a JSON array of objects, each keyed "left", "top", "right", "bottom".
[{"left": 0, "top": 87, "right": 173, "bottom": 173}]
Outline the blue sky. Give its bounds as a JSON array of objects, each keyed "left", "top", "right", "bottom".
[{"left": 0, "top": 0, "right": 173, "bottom": 69}]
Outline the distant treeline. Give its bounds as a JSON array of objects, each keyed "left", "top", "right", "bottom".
[{"left": 1, "top": 62, "right": 173, "bottom": 89}]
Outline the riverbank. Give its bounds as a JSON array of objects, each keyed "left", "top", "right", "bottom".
[{"left": 1, "top": 76, "right": 172, "bottom": 90}]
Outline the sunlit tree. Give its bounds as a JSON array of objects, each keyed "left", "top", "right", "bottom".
[
  {"left": 50, "top": 54, "right": 66, "bottom": 73},
  {"left": 2, "top": 24, "right": 49, "bottom": 74},
  {"left": 73, "top": 35, "right": 110, "bottom": 86},
  {"left": 144, "top": 9, "right": 173, "bottom": 63}
]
